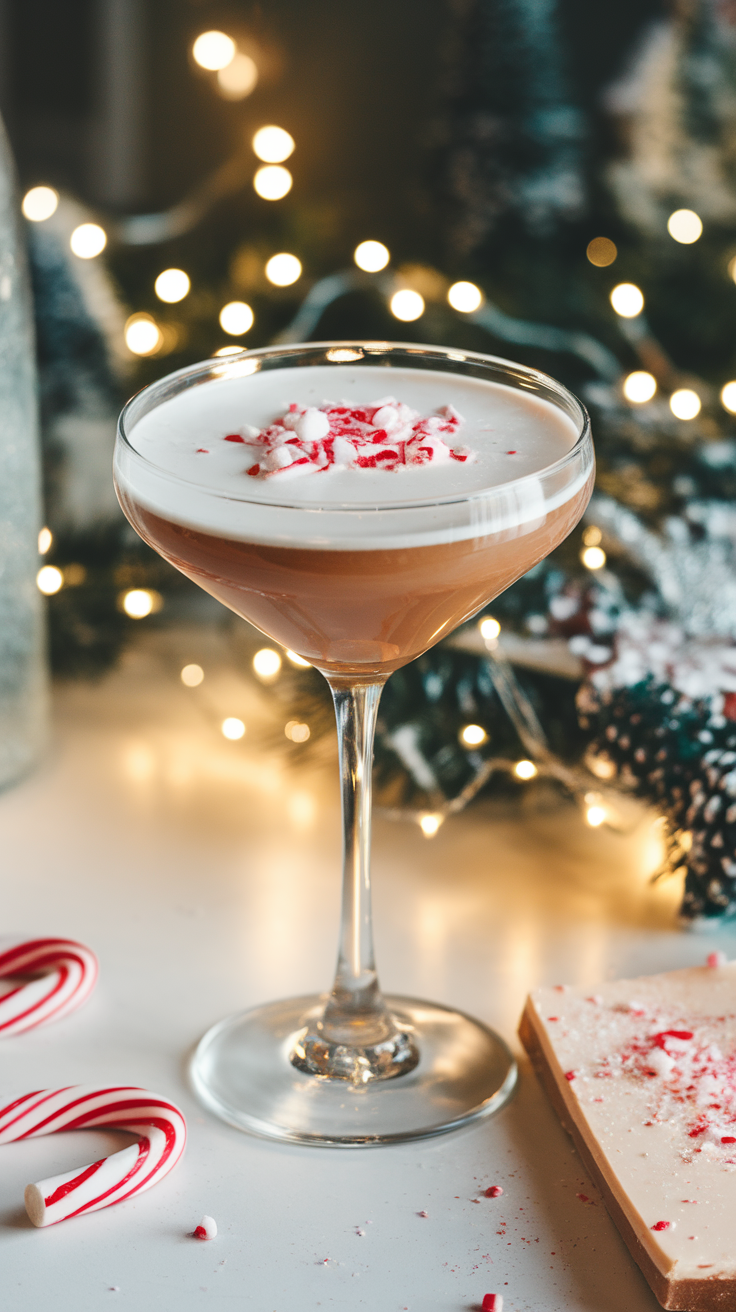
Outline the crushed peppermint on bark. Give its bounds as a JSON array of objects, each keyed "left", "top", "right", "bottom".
[
  {"left": 485, "top": 1186, "right": 503, "bottom": 1198},
  {"left": 210, "top": 399, "right": 475, "bottom": 479},
  {"left": 569, "top": 1005, "right": 736, "bottom": 1160},
  {"left": 482, "top": 1294, "right": 503, "bottom": 1312}
]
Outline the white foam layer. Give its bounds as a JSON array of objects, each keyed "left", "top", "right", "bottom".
[{"left": 116, "top": 364, "right": 591, "bottom": 549}]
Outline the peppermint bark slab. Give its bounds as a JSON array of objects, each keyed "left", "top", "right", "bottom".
[{"left": 519, "top": 965, "right": 736, "bottom": 1310}]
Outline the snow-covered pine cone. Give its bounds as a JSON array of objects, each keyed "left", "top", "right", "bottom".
[{"left": 579, "top": 677, "right": 736, "bottom": 922}]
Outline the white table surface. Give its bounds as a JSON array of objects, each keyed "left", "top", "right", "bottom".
[{"left": 0, "top": 624, "right": 728, "bottom": 1312}]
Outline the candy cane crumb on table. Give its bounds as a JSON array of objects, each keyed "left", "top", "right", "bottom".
[
  {"left": 0, "top": 1085, "right": 186, "bottom": 1227},
  {"left": 193, "top": 1215, "right": 217, "bottom": 1239},
  {"left": 482, "top": 1296, "right": 503, "bottom": 1312}
]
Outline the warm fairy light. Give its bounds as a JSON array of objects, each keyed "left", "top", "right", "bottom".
[
  {"left": 265, "top": 253, "right": 302, "bottom": 286},
  {"left": 221, "top": 717, "right": 246, "bottom": 740},
  {"left": 181, "top": 664, "right": 204, "bottom": 687},
  {"left": 667, "top": 209, "right": 703, "bottom": 244},
  {"left": 460, "top": 724, "right": 487, "bottom": 747},
  {"left": 582, "top": 525, "right": 602, "bottom": 546},
  {"left": 70, "top": 223, "right": 107, "bottom": 259},
  {"left": 581, "top": 545, "right": 606, "bottom": 570},
  {"left": 125, "top": 313, "right": 163, "bottom": 356},
  {"left": 122, "top": 589, "right": 159, "bottom": 618},
  {"left": 670, "top": 388, "right": 701, "bottom": 420},
  {"left": 589, "top": 754, "right": 616, "bottom": 780},
  {"left": 354, "top": 240, "right": 390, "bottom": 272},
  {"left": 213, "top": 345, "right": 242, "bottom": 356},
  {"left": 479, "top": 617, "right": 501, "bottom": 640},
  {"left": 586, "top": 804, "right": 607, "bottom": 827},
  {"left": 37, "top": 565, "right": 63, "bottom": 595},
  {"left": 22, "top": 186, "right": 58, "bottom": 222},
  {"left": 217, "top": 52, "right": 258, "bottom": 99},
  {"left": 154, "top": 268, "right": 190, "bottom": 303},
  {"left": 419, "top": 813, "right": 443, "bottom": 837},
  {"left": 253, "top": 165, "right": 292, "bottom": 201},
  {"left": 610, "top": 283, "right": 644, "bottom": 317},
  {"left": 447, "top": 281, "right": 483, "bottom": 313},
  {"left": 286, "top": 650, "right": 311, "bottom": 667},
  {"left": 623, "top": 371, "right": 657, "bottom": 403},
  {"left": 721, "top": 381, "right": 736, "bottom": 413},
  {"left": 219, "top": 301, "right": 254, "bottom": 335},
  {"left": 192, "top": 31, "right": 236, "bottom": 71},
  {"left": 253, "top": 648, "right": 282, "bottom": 680},
  {"left": 38, "top": 527, "right": 52, "bottom": 554},
  {"left": 514, "top": 760, "right": 538, "bottom": 780},
  {"left": 285, "top": 720, "right": 310, "bottom": 743},
  {"left": 252, "top": 126, "right": 295, "bottom": 163},
  {"left": 586, "top": 237, "right": 617, "bottom": 267},
  {"left": 390, "top": 289, "right": 425, "bottom": 322}
]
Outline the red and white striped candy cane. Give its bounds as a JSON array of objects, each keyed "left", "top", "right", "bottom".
[
  {"left": 0, "top": 937, "right": 98, "bottom": 1036},
  {"left": 0, "top": 1085, "right": 186, "bottom": 1226}
]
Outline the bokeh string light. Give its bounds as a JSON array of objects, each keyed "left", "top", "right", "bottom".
[
  {"left": 284, "top": 720, "right": 310, "bottom": 743},
  {"left": 721, "top": 381, "right": 736, "bottom": 413},
  {"left": 479, "top": 617, "right": 501, "bottom": 640},
  {"left": 121, "top": 589, "right": 161, "bottom": 618},
  {"left": 154, "top": 268, "right": 190, "bottom": 303},
  {"left": 253, "top": 648, "right": 282, "bottom": 680},
  {"left": 447, "top": 281, "right": 483, "bottom": 312},
  {"left": 37, "top": 565, "right": 63, "bottom": 596},
  {"left": 586, "top": 237, "right": 617, "bottom": 267},
  {"left": 38, "top": 527, "right": 52, "bottom": 555},
  {"left": 192, "top": 31, "right": 236, "bottom": 71},
  {"left": 353, "top": 241, "right": 390, "bottom": 272},
  {"left": 265, "top": 253, "right": 302, "bottom": 286},
  {"left": 22, "top": 186, "right": 58, "bottom": 222},
  {"left": 252, "top": 126, "right": 295, "bottom": 163},
  {"left": 581, "top": 545, "right": 606, "bottom": 570},
  {"left": 610, "top": 283, "right": 644, "bottom": 317},
  {"left": 623, "top": 371, "right": 657, "bottom": 403},
  {"left": 217, "top": 53, "right": 258, "bottom": 99},
  {"left": 181, "top": 664, "right": 204, "bottom": 687},
  {"left": 670, "top": 388, "right": 701, "bottom": 420},
  {"left": 70, "top": 223, "right": 107, "bottom": 259},
  {"left": 253, "top": 165, "right": 292, "bottom": 201},
  {"left": 460, "top": 724, "right": 488, "bottom": 747},
  {"left": 389, "top": 289, "right": 424, "bottom": 321},
  {"left": 221, "top": 717, "right": 246, "bottom": 740},
  {"left": 667, "top": 209, "right": 703, "bottom": 244},
  {"left": 219, "top": 302, "right": 254, "bottom": 335},
  {"left": 125, "top": 313, "right": 163, "bottom": 356}
]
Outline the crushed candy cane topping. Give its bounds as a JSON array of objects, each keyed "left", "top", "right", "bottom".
[{"left": 214, "top": 399, "right": 475, "bottom": 479}]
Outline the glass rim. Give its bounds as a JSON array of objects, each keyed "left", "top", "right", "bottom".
[{"left": 116, "top": 340, "right": 593, "bottom": 514}]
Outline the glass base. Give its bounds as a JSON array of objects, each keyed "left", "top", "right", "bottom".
[{"left": 190, "top": 993, "right": 517, "bottom": 1145}]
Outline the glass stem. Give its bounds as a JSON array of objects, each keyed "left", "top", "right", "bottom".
[{"left": 320, "top": 676, "right": 392, "bottom": 1046}]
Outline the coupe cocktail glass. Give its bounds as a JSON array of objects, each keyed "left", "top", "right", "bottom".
[{"left": 114, "top": 342, "right": 594, "bottom": 1144}]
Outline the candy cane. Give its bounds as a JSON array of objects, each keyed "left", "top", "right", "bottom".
[
  {"left": 0, "top": 937, "right": 98, "bottom": 1036},
  {"left": 0, "top": 1085, "right": 186, "bottom": 1227}
]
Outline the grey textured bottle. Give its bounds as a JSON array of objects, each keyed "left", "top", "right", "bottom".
[{"left": 0, "top": 116, "right": 48, "bottom": 788}]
